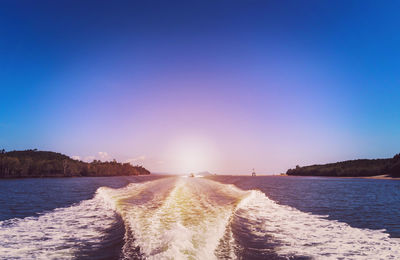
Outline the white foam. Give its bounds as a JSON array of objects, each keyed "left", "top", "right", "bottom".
[
  {"left": 0, "top": 193, "right": 118, "bottom": 260},
  {"left": 236, "top": 190, "right": 400, "bottom": 260},
  {"left": 2, "top": 178, "right": 398, "bottom": 260},
  {"left": 101, "top": 177, "right": 249, "bottom": 260}
]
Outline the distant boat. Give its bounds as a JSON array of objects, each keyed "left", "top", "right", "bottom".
[
  {"left": 252, "top": 168, "right": 256, "bottom": 176},
  {"left": 189, "top": 173, "right": 195, "bottom": 177}
]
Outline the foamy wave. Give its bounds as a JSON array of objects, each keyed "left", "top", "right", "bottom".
[
  {"left": 100, "top": 177, "right": 250, "bottom": 260},
  {"left": 0, "top": 193, "right": 119, "bottom": 260},
  {"left": 235, "top": 190, "right": 400, "bottom": 260},
  {"left": 1, "top": 177, "right": 398, "bottom": 260}
]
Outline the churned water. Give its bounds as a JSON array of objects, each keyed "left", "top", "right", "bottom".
[{"left": 0, "top": 175, "right": 399, "bottom": 259}]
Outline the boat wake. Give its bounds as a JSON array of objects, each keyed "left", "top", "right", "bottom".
[{"left": 0, "top": 177, "right": 399, "bottom": 259}]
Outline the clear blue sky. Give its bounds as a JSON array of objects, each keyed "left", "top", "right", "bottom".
[{"left": 1, "top": 1, "right": 399, "bottom": 173}]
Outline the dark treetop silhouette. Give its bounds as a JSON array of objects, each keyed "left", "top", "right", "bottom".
[
  {"left": 287, "top": 153, "right": 400, "bottom": 178},
  {"left": 0, "top": 149, "right": 150, "bottom": 178}
]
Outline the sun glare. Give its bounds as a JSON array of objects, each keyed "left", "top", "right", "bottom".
[{"left": 166, "top": 135, "right": 219, "bottom": 174}]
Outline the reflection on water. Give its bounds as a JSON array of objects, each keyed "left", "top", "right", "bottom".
[{"left": 0, "top": 176, "right": 399, "bottom": 259}]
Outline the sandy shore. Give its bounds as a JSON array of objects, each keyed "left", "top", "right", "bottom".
[{"left": 350, "top": 174, "right": 399, "bottom": 180}]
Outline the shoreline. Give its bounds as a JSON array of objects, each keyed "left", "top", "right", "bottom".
[
  {"left": 212, "top": 174, "right": 400, "bottom": 180},
  {"left": 281, "top": 174, "right": 400, "bottom": 180},
  {"left": 0, "top": 174, "right": 152, "bottom": 180}
]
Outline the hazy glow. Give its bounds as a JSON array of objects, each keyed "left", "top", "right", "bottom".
[{"left": 165, "top": 135, "right": 220, "bottom": 174}]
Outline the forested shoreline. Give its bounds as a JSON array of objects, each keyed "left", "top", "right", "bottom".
[
  {"left": 286, "top": 153, "right": 400, "bottom": 177},
  {"left": 0, "top": 150, "right": 150, "bottom": 178}
]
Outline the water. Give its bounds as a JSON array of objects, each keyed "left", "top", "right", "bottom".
[
  {"left": 208, "top": 176, "right": 400, "bottom": 238},
  {"left": 0, "top": 175, "right": 399, "bottom": 259},
  {"left": 0, "top": 175, "right": 164, "bottom": 221}
]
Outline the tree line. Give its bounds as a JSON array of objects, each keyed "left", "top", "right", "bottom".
[
  {"left": 0, "top": 149, "right": 150, "bottom": 178},
  {"left": 286, "top": 153, "right": 400, "bottom": 177}
]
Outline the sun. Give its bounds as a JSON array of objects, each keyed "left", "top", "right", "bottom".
[{"left": 165, "top": 135, "right": 219, "bottom": 174}]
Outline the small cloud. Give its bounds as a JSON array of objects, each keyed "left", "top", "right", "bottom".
[
  {"left": 81, "top": 152, "right": 112, "bottom": 162},
  {"left": 84, "top": 156, "right": 96, "bottom": 162},
  {"left": 125, "top": 155, "right": 146, "bottom": 165},
  {"left": 71, "top": 155, "right": 81, "bottom": 161},
  {"left": 97, "top": 152, "right": 109, "bottom": 160},
  {"left": 157, "top": 160, "right": 164, "bottom": 164}
]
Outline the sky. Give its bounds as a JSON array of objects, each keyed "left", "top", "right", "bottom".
[{"left": 1, "top": 1, "right": 399, "bottom": 174}]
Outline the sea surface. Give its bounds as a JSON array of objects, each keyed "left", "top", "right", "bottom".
[{"left": 0, "top": 175, "right": 399, "bottom": 259}]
